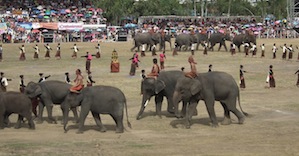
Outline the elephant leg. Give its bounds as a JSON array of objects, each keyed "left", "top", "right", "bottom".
[
  {"left": 205, "top": 99, "right": 219, "bottom": 127},
  {"left": 0, "top": 113, "right": 4, "bottom": 129},
  {"left": 209, "top": 43, "right": 215, "bottom": 51},
  {"left": 36, "top": 102, "right": 45, "bottom": 124},
  {"left": 77, "top": 105, "right": 90, "bottom": 134},
  {"left": 91, "top": 112, "right": 106, "bottom": 132},
  {"left": 3, "top": 113, "right": 11, "bottom": 127},
  {"left": 226, "top": 99, "right": 245, "bottom": 124},
  {"left": 220, "top": 102, "right": 231, "bottom": 125},
  {"left": 181, "top": 101, "right": 187, "bottom": 118},
  {"left": 15, "top": 115, "right": 23, "bottom": 129},
  {"left": 185, "top": 102, "right": 198, "bottom": 129},
  {"left": 166, "top": 97, "right": 175, "bottom": 114},
  {"left": 155, "top": 95, "right": 163, "bottom": 118},
  {"left": 111, "top": 113, "right": 124, "bottom": 133},
  {"left": 26, "top": 114, "right": 35, "bottom": 130},
  {"left": 45, "top": 104, "right": 57, "bottom": 124},
  {"left": 218, "top": 43, "right": 222, "bottom": 51},
  {"left": 71, "top": 107, "right": 79, "bottom": 123},
  {"left": 223, "top": 43, "right": 228, "bottom": 51}
]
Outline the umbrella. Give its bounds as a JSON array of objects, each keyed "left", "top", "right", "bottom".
[
  {"left": 257, "top": 23, "right": 263, "bottom": 26},
  {"left": 31, "top": 15, "right": 37, "bottom": 18},
  {"left": 44, "top": 16, "right": 49, "bottom": 19},
  {"left": 60, "top": 9, "right": 66, "bottom": 14},
  {"left": 92, "top": 15, "right": 97, "bottom": 18},
  {"left": 42, "top": 29, "right": 48, "bottom": 32},
  {"left": 65, "top": 9, "right": 71, "bottom": 13},
  {"left": 96, "top": 28, "right": 102, "bottom": 32},
  {"left": 81, "top": 8, "right": 86, "bottom": 11},
  {"left": 32, "top": 29, "right": 40, "bottom": 33},
  {"left": 39, "top": 13, "right": 45, "bottom": 16},
  {"left": 124, "top": 23, "right": 137, "bottom": 28},
  {"left": 77, "top": 14, "right": 84, "bottom": 17},
  {"left": 37, "top": 5, "right": 43, "bottom": 10}
]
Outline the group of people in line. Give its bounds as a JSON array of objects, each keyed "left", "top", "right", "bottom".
[
  {"left": 0, "top": 43, "right": 103, "bottom": 61},
  {"left": 229, "top": 42, "right": 299, "bottom": 60}
]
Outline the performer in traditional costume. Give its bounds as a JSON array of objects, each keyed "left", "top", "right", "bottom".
[
  {"left": 81, "top": 52, "right": 96, "bottom": 73},
  {"left": 266, "top": 65, "right": 275, "bottom": 88},
  {"left": 147, "top": 58, "right": 160, "bottom": 79},
  {"left": 19, "top": 75, "right": 25, "bottom": 93},
  {"left": 95, "top": 43, "right": 101, "bottom": 58},
  {"left": 295, "top": 68, "right": 299, "bottom": 87},
  {"left": 260, "top": 43, "right": 265, "bottom": 58},
  {"left": 55, "top": 43, "right": 61, "bottom": 59},
  {"left": 184, "top": 55, "right": 197, "bottom": 78},
  {"left": 19, "top": 45, "right": 26, "bottom": 61},
  {"left": 111, "top": 49, "right": 120, "bottom": 73},
  {"left": 33, "top": 44, "right": 39, "bottom": 59},
  {"left": 159, "top": 51, "right": 166, "bottom": 70},
  {"left": 272, "top": 43, "right": 277, "bottom": 59},
  {"left": 240, "top": 65, "right": 246, "bottom": 89},
  {"left": 70, "top": 69, "right": 84, "bottom": 93},
  {"left": 71, "top": 43, "right": 79, "bottom": 59},
  {"left": 44, "top": 43, "right": 52, "bottom": 59}
]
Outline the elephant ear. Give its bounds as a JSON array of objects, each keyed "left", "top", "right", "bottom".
[
  {"left": 155, "top": 80, "right": 166, "bottom": 94},
  {"left": 34, "top": 85, "right": 43, "bottom": 97},
  {"left": 190, "top": 79, "right": 202, "bottom": 95}
]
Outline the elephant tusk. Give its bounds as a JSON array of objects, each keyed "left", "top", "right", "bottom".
[{"left": 144, "top": 100, "right": 149, "bottom": 107}]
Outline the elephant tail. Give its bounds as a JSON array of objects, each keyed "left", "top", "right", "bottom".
[
  {"left": 124, "top": 101, "right": 132, "bottom": 129},
  {"left": 238, "top": 93, "right": 249, "bottom": 116}
]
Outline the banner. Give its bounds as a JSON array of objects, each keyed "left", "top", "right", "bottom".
[
  {"left": 83, "top": 24, "right": 106, "bottom": 29},
  {"left": 58, "top": 23, "right": 83, "bottom": 30},
  {"left": 40, "top": 23, "right": 58, "bottom": 30},
  {"left": 17, "top": 23, "right": 32, "bottom": 30}
]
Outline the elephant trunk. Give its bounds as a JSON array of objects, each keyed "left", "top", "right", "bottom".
[
  {"left": 136, "top": 95, "right": 150, "bottom": 120},
  {"left": 173, "top": 91, "right": 182, "bottom": 118},
  {"left": 62, "top": 104, "right": 70, "bottom": 133}
]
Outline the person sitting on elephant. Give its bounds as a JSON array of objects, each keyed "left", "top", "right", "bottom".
[
  {"left": 147, "top": 58, "right": 160, "bottom": 79},
  {"left": 185, "top": 55, "right": 197, "bottom": 79},
  {"left": 70, "top": 69, "right": 84, "bottom": 93}
]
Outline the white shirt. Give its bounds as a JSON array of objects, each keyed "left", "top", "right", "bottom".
[
  {"left": 1, "top": 77, "right": 8, "bottom": 86},
  {"left": 272, "top": 46, "right": 277, "bottom": 53}
]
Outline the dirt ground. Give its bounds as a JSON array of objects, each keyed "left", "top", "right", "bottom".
[{"left": 0, "top": 38, "right": 299, "bottom": 156}]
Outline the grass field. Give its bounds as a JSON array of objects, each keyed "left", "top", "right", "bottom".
[{"left": 0, "top": 38, "right": 299, "bottom": 156}]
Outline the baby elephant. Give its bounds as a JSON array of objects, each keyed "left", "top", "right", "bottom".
[
  {"left": 0, "top": 92, "right": 35, "bottom": 129},
  {"left": 62, "top": 85, "right": 131, "bottom": 134}
]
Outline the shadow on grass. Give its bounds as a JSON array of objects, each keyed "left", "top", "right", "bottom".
[
  {"left": 136, "top": 110, "right": 176, "bottom": 120},
  {"left": 170, "top": 117, "right": 225, "bottom": 128}
]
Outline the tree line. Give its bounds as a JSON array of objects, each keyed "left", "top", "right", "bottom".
[{"left": 92, "top": 0, "right": 288, "bottom": 25}]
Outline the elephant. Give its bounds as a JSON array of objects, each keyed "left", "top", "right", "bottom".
[
  {"left": 24, "top": 80, "right": 79, "bottom": 124},
  {"left": 0, "top": 91, "right": 35, "bottom": 129},
  {"left": 174, "top": 33, "right": 197, "bottom": 51},
  {"left": 136, "top": 70, "right": 190, "bottom": 120},
  {"left": 208, "top": 32, "right": 231, "bottom": 51},
  {"left": 233, "top": 33, "right": 256, "bottom": 52},
  {"left": 195, "top": 33, "right": 208, "bottom": 50},
  {"left": 62, "top": 85, "right": 131, "bottom": 134},
  {"left": 173, "top": 71, "right": 248, "bottom": 129},
  {"left": 130, "top": 32, "right": 161, "bottom": 52},
  {"left": 159, "top": 34, "right": 172, "bottom": 51}
]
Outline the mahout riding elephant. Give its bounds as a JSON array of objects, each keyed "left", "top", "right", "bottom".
[
  {"left": 24, "top": 80, "right": 79, "bottom": 124},
  {"left": 174, "top": 33, "right": 197, "bottom": 51},
  {"left": 137, "top": 70, "right": 191, "bottom": 120},
  {"left": 173, "top": 71, "right": 248, "bottom": 129},
  {"left": 208, "top": 32, "right": 231, "bottom": 51},
  {"left": 131, "top": 32, "right": 161, "bottom": 51},
  {"left": 233, "top": 33, "right": 256, "bottom": 52},
  {"left": 0, "top": 91, "right": 35, "bottom": 129},
  {"left": 62, "top": 85, "right": 131, "bottom": 134}
]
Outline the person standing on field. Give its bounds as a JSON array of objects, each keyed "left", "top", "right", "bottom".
[
  {"left": 240, "top": 65, "right": 246, "bottom": 89},
  {"left": 272, "top": 43, "right": 277, "bottom": 59},
  {"left": 159, "top": 51, "right": 166, "bottom": 70},
  {"left": 19, "top": 44, "right": 26, "bottom": 61},
  {"left": 33, "top": 44, "right": 39, "bottom": 59}
]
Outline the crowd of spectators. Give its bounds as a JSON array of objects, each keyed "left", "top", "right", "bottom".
[
  {"left": 0, "top": 0, "right": 298, "bottom": 44},
  {"left": 0, "top": 0, "right": 107, "bottom": 43}
]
